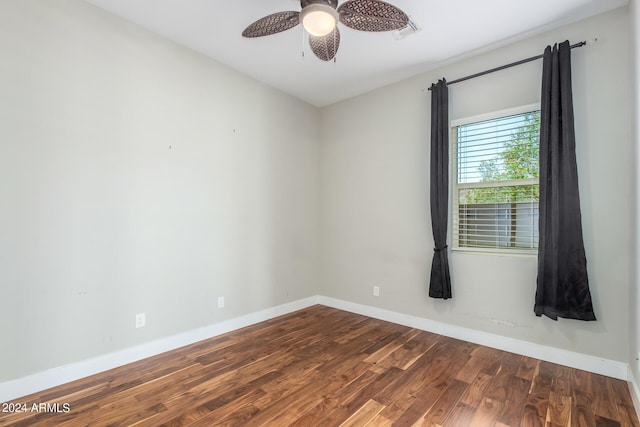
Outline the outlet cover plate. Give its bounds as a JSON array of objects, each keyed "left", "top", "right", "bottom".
[{"left": 135, "top": 312, "right": 146, "bottom": 328}]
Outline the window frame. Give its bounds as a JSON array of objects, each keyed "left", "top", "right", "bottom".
[{"left": 450, "top": 103, "right": 541, "bottom": 256}]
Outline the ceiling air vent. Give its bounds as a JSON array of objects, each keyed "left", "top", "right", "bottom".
[{"left": 393, "top": 18, "right": 420, "bottom": 40}]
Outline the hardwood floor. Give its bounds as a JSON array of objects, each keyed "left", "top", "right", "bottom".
[{"left": 0, "top": 305, "right": 638, "bottom": 426}]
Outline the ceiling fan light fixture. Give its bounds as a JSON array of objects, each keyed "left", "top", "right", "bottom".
[{"left": 300, "top": 4, "right": 338, "bottom": 37}]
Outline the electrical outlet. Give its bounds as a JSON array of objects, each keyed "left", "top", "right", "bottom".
[
  {"left": 218, "top": 296, "right": 225, "bottom": 308},
  {"left": 373, "top": 286, "right": 380, "bottom": 297},
  {"left": 135, "top": 312, "right": 146, "bottom": 329}
]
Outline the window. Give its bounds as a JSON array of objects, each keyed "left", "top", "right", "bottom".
[{"left": 452, "top": 106, "right": 540, "bottom": 254}]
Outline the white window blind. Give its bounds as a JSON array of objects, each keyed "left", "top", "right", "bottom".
[{"left": 452, "top": 107, "right": 540, "bottom": 253}]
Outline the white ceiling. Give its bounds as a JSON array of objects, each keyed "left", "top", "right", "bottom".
[{"left": 83, "top": 0, "right": 628, "bottom": 107}]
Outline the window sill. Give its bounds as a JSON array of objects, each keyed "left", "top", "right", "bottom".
[{"left": 451, "top": 247, "right": 538, "bottom": 258}]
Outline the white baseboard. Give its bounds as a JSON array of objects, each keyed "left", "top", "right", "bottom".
[
  {"left": 0, "top": 295, "right": 632, "bottom": 404},
  {"left": 0, "top": 296, "right": 319, "bottom": 402},
  {"left": 629, "top": 366, "right": 640, "bottom": 422},
  {"left": 316, "top": 296, "right": 629, "bottom": 380}
]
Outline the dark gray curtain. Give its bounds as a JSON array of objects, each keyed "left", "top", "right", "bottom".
[
  {"left": 535, "top": 41, "right": 596, "bottom": 321},
  {"left": 429, "top": 79, "right": 452, "bottom": 299}
]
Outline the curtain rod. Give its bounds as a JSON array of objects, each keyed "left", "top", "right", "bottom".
[{"left": 426, "top": 40, "right": 590, "bottom": 91}]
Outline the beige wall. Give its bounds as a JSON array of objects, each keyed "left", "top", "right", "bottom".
[
  {"left": 0, "top": 0, "right": 320, "bottom": 381},
  {"left": 631, "top": 0, "right": 640, "bottom": 388},
  {"left": 319, "top": 7, "right": 632, "bottom": 363}
]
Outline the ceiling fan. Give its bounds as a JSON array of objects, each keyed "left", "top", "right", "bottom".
[{"left": 242, "top": 0, "right": 409, "bottom": 61}]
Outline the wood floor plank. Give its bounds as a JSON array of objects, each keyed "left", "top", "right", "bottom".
[
  {"left": 364, "top": 328, "right": 422, "bottom": 365},
  {"left": 468, "top": 397, "right": 504, "bottom": 427},
  {"left": 520, "top": 361, "right": 555, "bottom": 425},
  {"left": 495, "top": 373, "right": 531, "bottom": 426},
  {"left": 455, "top": 346, "right": 504, "bottom": 383},
  {"left": 366, "top": 413, "right": 394, "bottom": 426},
  {"left": 338, "top": 399, "right": 386, "bottom": 427},
  {"left": 177, "top": 371, "right": 279, "bottom": 426},
  {"left": 484, "top": 365, "right": 511, "bottom": 403},
  {"left": 595, "top": 416, "right": 623, "bottom": 427},
  {"left": 379, "top": 391, "right": 417, "bottom": 423},
  {"left": 460, "top": 371, "right": 494, "bottom": 408},
  {"left": 571, "top": 368, "right": 598, "bottom": 427},
  {"left": 521, "top": 395, "right": 548, "bottom": 427},
  {"left": 375, "top": 330, "right": 441, "bottom": 371},
  {"left": 593, "top": 373, "right": 623, "bottom": 422},
  {"left": 611, "top": 377, "right": 640, "bottom": 427},
  {"left": 550, "top": 364, "right": 574, "bottom": 397},
  {"left": 288, "top": 368, "right": 379, "bottom": 426},
  {"left": 413, "top": 378, "right": 468, "bottom": 426},
  {"left": 441, "top": 401, "right": 477, "bottom": 427},
  {"left": 545, "top": 391, "right": 572, "bottom": 426},
  {"left": 376, "top": 336, "right": 470, "bottom": 408},
  {"left": 392, "top": 382, "right": 445, "bottom": 426},
  {"left": 516, "top": 355, "right": 540, "bottom": 381},
  {"left": 0, "top": 305, "right": 637, "bottom": 427},
  {"left": 324, "top": 366, "right": 406, "bottom": 426},
  {"left": 392, "top": 340, "right": 475, "bottom": 426}
]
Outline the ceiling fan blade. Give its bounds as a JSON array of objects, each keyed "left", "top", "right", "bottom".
[
  {"left": 337, "top": 0, "right": 408, "bottom": 32},
  {"left": 309, "top": 27, "right": 341, "bottom": 61},
  {"left": 242, "top": 11, "right": 300, "bottom": 38}
]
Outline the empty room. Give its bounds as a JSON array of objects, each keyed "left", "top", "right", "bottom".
[{"left": 1, "top": 0, "right": 639, "bottom": 425}]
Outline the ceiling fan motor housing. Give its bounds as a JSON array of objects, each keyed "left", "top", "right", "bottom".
[{"left": 301, "top": 0, "right": 338, "bottom": 9}]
